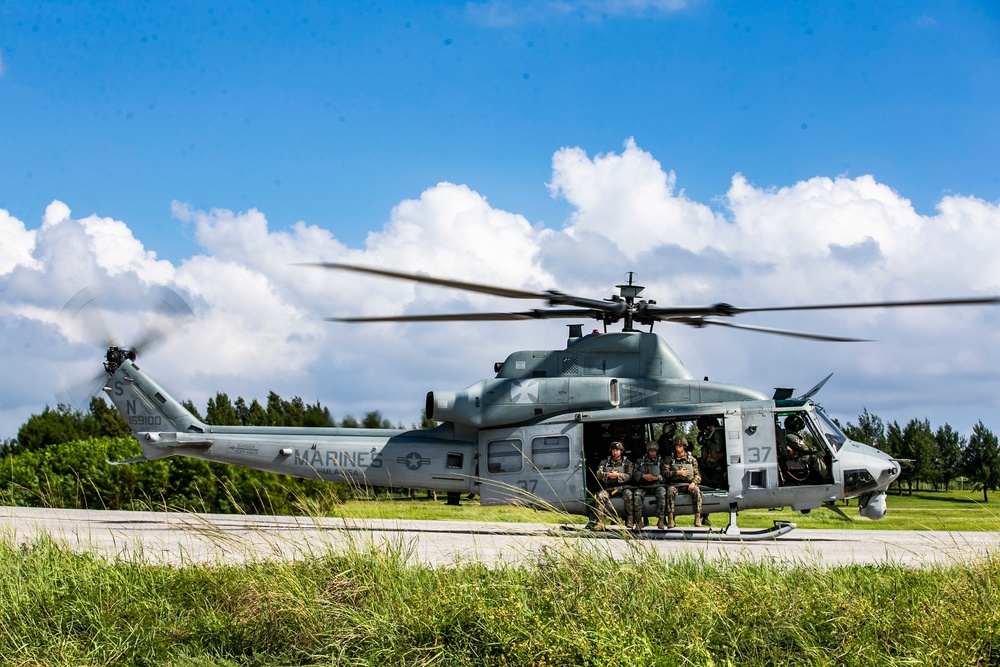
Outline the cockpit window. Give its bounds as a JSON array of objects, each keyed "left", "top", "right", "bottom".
[{"left": 813, "top": 408, "right": 846, "bottom": 452}]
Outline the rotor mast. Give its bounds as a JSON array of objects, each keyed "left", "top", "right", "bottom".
[{"left": 614, "top": 271, "right": 647, "bottom": 333}]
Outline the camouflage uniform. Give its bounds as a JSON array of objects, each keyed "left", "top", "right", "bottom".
[
  {"left": 665, "top": 445, "right": 703, "bottom": 528},
  {"left": 594, "top": 452, "right": 634, "bottom": 528},
  {"left": 697, "top": 423, "right": 727, "bottom": 489},
  {"left": 632, "top": 444, "right": 667, "bottom": 529}
]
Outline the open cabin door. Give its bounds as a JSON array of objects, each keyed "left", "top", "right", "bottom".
[{"left": 477, "top": 422, "right": 586, "bottom": 514}]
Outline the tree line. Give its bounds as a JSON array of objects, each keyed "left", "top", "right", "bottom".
[
  {"left": 2, "top": 396, "right": 998, "bottom": 510},
  {"left": 2, "top": 392, "right": 433, "bottom": 455},
  {"left": 837, "top": 409, "right": 999, "bottom": 502}
]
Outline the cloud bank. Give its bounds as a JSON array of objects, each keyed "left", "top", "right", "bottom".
[{"left": 1, "top": 139, "right": 998, "bottom": 439}]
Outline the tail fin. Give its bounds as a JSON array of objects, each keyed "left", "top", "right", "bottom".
[{"left": 103, "top": 358, "right": 210, "bottom": 461}]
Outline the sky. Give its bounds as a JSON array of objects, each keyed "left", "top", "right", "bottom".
[{"left": 1, "top": 0, "right": 999, "bottom": 442}]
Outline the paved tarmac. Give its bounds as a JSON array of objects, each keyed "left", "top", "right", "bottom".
[{"left": 2, "top": 506, "right": 997, "bottom": 567}]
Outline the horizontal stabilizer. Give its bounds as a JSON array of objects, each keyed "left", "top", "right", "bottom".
[
  {"left": 140, "top": 432, "right": 213, "bottom": 447},
  {"left": 106, "top": 456, "right": 150, "bottom": 466}
]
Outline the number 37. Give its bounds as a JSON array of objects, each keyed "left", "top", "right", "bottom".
[{"left": 746, "top": 446, "right": 772, "bottom": 463}]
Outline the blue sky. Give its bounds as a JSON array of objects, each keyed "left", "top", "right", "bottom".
[{"left": 1, "top": 0, "right": 999, "bottom": 440}]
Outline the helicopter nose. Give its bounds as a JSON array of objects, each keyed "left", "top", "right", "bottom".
[
  {"left": 881, "top": 457, "right": 902, "bottom": 486},
  {"left": 841, "top": 443, "right": 900, "bottom": 497}
]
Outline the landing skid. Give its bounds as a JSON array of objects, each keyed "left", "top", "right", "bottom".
[
  {"left": 566, "top": 504, "right": 796, "bottom": 541},
  {"left": 560, "top": 520, "right": 796, "bottom": 541}
]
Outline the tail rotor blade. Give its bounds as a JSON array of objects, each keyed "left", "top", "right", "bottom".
[
  {"left": 58, "top": 287, "right": 119, "bottom": 348},
  {"left": 56, "top": 285, "right": 195, "bottom": 409},
  {"left": 56, "top": 369, "right": 108, "bottom": 410},
  {"left": 130, "top": 286, "right": 195, "bottom": 356}
]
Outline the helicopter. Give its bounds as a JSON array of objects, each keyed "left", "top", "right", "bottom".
[{"left": 84, "top": 265, "right": 999, "bottom": 539}]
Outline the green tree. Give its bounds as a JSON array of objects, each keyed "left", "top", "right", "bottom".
[
  {"left": 85, "top": 397, "right": 132, "bottom": 439},
  {"left": 962, "top": 421, "right": 1000, "bottom": 502},
  {"left": 362, "top": 411, "right": 393, "bottom": 429},
  {"left": 15, "top": 404, "right": 88, "bottom": 451},
  {"left": 286, "top": 397, "right": 306, "bottom": 427},
  {"left": 303, "top": 401, "right": 335, "bottom": 428},
  {"left": 417, "top": 409, "right": 437, "bottom": 430},
  {"left": 266, "top": 391, "right": 313, "bottom": 426},
  {"left": 243, "top": 398, "right": 269, "bottom": 426},
  {"left": 181, "top": 400, "right": 203, "bottom": 421},
  {"left": 934, "top": 423, "right": 965, "bottom": 491},
  {"left": 341, "top": 415, "right": 360, "bottom": 428},
  {"left": 901, "top": 419, "right": 936, "bottom": 493},
  {"left": 205, "top": 392, "right": 240, "bottom": 426},
  {"left": 886, "top": 421, "right": 904, "bottom": 493},
  {"left": 842, "top": 409, "right": 886, "bottom": 450}
]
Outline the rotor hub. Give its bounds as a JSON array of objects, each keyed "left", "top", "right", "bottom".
[{"left": 104, "top": 346, "right": 136, "bottom": 374}]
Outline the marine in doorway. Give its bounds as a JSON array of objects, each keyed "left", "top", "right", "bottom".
[
  {"left": 590, "top": 441, "right": 635, "bottom": 530},
  {"left": 696, "top": 415, "right": 726, "bottom": 525},
  {"left": 632, "top": 440, "right": 667, "bottom": 530},
  {"left": 665, "top": 432, "right": 703, "bottom": 529}
]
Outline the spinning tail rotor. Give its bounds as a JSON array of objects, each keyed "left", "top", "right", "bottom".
[{"left": 57, "top": 286, "right": 194, "bottom": 407}]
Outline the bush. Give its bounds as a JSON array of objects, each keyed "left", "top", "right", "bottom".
[{"left": 1, "top": 436, "right": 349, "bottom": 514}]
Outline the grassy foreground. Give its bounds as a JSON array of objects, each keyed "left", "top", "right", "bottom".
[{"left": 2, "top": 536, "right": 998, "bottom": 667}]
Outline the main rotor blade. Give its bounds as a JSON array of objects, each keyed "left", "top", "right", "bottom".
[
  {"left": 726, "top": 296, "right": 1000, "bottom": 315},
  {"left": 304, "top": 262, "right": 549, "bottom": 300},
  {"left": 305, "top": 262, "right": 628, "bottom": 316},
  {"left": 328, "top": 308, "right": 603, "bottom": 323},
  {"left": 692, "top": 318, "right": 871, "bottom": 342}
]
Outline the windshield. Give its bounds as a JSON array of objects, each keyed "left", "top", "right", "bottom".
[{"left": 812, "top": 407, "right": 847, "bottom": 452}]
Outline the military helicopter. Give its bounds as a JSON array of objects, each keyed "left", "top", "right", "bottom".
[{"left": 83, "top": 265, "right": 998, "bottom": 540}]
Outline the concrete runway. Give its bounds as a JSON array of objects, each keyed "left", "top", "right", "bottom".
[{"left": 2, "top": 506, "right": 997, "bottom": 567}]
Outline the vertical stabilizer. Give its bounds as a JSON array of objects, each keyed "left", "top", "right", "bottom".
[{"left": 104, "top": 359, "right": 206, "bottom": 436}]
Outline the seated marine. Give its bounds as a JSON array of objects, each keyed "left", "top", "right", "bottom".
[
  {"left": 665, "top": 432, "right": 703, "bottom": 528},
  {"left": 592, "top": 441, "right": 635, "bottom": 530}
]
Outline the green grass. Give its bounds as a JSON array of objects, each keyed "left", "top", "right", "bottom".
[
  {"left": 1, "top": 535, "right": 997, "bottom": 666},
  {"left": 325, "top": 488, "right": 1000, "bottom": 533},
  {"left": 736, "top": 489, "right": 1000, "bottom": 532}
]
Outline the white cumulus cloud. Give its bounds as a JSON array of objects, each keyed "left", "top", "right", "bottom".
[{"left": 0, "top": 140, "right": 998, "bottom": 441}]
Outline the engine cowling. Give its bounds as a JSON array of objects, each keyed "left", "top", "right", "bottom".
[{"left": 427, "top": 377, "right": 619, "bottom": 428}]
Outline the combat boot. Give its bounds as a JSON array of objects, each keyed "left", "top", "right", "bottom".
[
  {"left": 666, "top": 515, "right": 675, "bottom": 529},
  {"left": 694, "top": 515, "right": 702, "bottom": 528},
  {"left": 657, "top": 517, "right": 665, "bottom": 530},
  {"left": 593, "top": 521, "right": 606, "bottom": 531}
]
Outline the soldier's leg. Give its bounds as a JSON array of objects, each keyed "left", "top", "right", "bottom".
[
  {"left": 622, "top": 489, "right": 635, "bottom": 528},
  {"left": 665, "top": 486, "right": 677, "bottom": 528},
  {"left": 657, "top": 486, "right": 669, "bottom": 529},
  {"left": 632, "top": 489, "right": 646, "bottom": 529},
  {"left": 692, "top": 486, "right": 704, "bottom": 527},
  {"left": 593, "top": 490, "right": 610, "bottom": 529}
]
